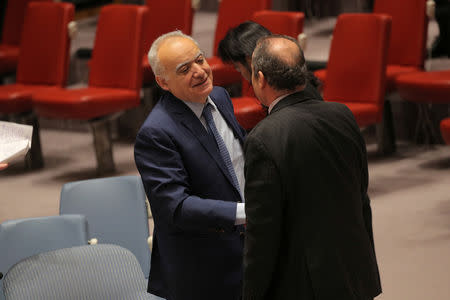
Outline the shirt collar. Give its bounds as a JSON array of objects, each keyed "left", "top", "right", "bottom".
[
  {"left": 268, "top": 92, "right": 295, "bottom": 114},
  {"left": 184, "top": 96, "right": 217, "bottom": 119}
]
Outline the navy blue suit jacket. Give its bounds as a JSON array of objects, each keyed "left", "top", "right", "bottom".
[{"left": 134, "top": 86, "right": 246, "bottom": 300}]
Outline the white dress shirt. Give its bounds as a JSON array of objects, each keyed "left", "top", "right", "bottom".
[{"left": 184, "top": 97, "right": 246, "bottom": 225}]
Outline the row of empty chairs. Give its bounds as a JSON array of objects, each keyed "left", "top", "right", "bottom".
[
  {"left": 313, "top": 0, "right": 450, "bottom": 150},
  {"left": 233, "top": 0, "right": 450, "bottom": 153},
  {"left": 314, "top": 0, "right": 428, "bottom": 93},
  {"left": 0, "top": 0, "right": 276, "bottom": 174},
  {"left": 0, "top": 1, "right": 73, "bottom": 169},
  {"left": 0, "top": 3, "right": 148, "bottom": 175},
  {"left": 0, "top": 175, "right": 156, "bottom": 300}
]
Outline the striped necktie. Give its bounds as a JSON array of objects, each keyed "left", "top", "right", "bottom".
[{"left": 202, "top": 103, "right": 241, "bottom": 196}]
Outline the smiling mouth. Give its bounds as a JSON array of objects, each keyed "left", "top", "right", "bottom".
[{"left": 192, "top": 77, "right": 209, "bottom": 88}]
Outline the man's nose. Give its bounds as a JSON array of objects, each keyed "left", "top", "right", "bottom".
[{"left": 191, "top": 63, "right": 205, "bottom": 76}]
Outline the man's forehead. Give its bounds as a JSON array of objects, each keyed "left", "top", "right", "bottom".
[
  {"left": 158, "top": 37, "right": 201, "bottom": 66},
  {"left": 175, "top": 51, "right": 203, "bottom": 71}
]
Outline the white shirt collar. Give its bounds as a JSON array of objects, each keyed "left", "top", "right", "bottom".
[
  {"left": 184, "top": 96, "right": 217, "bottom": 119},
  {"left": 268, "top": 92, "right": 293, "bottom": 114}
]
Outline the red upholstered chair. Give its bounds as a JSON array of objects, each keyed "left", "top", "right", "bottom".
[
  {"left": 0, "top": 2, "right": 74, "bottom": 168},
  {"left": 142, "top": 0, "right": 194, "bottom": 86},
  {"left": 32, "top": 5, "right": 149, "bottom": 175},
  {"left": 322, "top": 13, "right": 394, "bottom": 154},
  {"left": 0, "top": 0, "right": 51, "bottom": 78},
  {"left": 396, "top": 70, "right": 450, "bottom": 144},
  {"left": 207, "top": 0, "right": 271, "bottom": 87},
  {"left": 231, "top": 10, "right": 305, "bottom": 131},
  {"left": 315, "top": 0, "right": 428, "bottom": 93},
  {"left": 441, "top": 118, "right": 450, "bottom": 145}
]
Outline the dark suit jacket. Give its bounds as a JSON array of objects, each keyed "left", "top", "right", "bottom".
[
  {"left": 243, "top": 90, "right": 381, "bottom": 300},
  {"left": 134, "top": 86, "right": 246, "bottom": 300}
]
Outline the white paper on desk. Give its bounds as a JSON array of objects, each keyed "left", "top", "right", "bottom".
[{"left": 0, "top": 121, "right": 33, "bottom": 163}]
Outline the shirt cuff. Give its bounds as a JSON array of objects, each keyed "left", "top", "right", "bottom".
[{"left": 235, "top": 202, "right": 246, "bottom": 225}]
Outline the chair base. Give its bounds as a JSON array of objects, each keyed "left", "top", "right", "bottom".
[
  {"left": 90, "top": 118, "right": 116, "bottom": 176},
  {"left": 25, "top": 113, "right": 44, "bottom": 170},
  {"left": 413, "top": 103, "right": 442, "bottom": 145},
  {"left": 375, "top": 100, "right": 396, "bottom": 155}
]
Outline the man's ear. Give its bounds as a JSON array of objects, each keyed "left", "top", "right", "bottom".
[
  {"left": 156, "top": 76, "right": 169, "bottom": 91},
  {"left": 257, "top": 71, "right": 266, "bottom": 89}
]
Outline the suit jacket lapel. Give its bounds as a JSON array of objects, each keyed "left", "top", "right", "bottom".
[{"left": 163, "top": 92, "right": 236, "bottom": 190}]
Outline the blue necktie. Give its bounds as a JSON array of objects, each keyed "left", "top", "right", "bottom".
[{"left": 202, "top": 103, "right": 241, "bottom": 196}]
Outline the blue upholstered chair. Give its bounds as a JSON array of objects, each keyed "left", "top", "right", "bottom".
[
  {"left": 59, "top": 175, "right": 151, "bottom": 278},
  {"left": 3, "top": 244, "right": 159, "bottom": 300},
  {"left": 0, "top": 215, "right": 88, "bottom": 300}
]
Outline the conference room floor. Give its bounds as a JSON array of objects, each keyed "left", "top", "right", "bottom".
[{"left": 1, "top": 11, "right": 450, "bottom": 300}]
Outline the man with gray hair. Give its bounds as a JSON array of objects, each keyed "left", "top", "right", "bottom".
[
  {"left": 134, "top": 31, "right": 246, "bottom": 300},
  {"left": 243, "top": 35, "right": 381, "bottom": 300}
]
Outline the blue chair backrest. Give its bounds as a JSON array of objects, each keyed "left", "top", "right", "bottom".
[
  {"left": 59, "top": 175, "right": 150, "bottom": 278},
  {"left": 3, "top": 244, "right": 152, "bottom": 300},
  {"left": 0, "top": 215, "right": 88, "bottom": 300}
]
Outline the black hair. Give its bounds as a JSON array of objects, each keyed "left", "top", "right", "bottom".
[{"left": 217, "top": 21, "right": 271, "bottom": 70}]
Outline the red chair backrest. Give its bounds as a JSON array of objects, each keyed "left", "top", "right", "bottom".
[
  {"left": 374, "top": 0, "right": 428, "bottom": 68},
  {"left": 241, "top": 10, "right": 305, "bottom": 97},
  {"left": 213, "top": 0, "right": 271, "bottom": 56},
  {"left": 144, "top": 0, "right": 193, "bottom": 53},
  {"left": 16, "top": 2, "right": 74, "bottom": 86},
  {"left": 252, "top": 10, "right": 304, "bottom": 38},
  {"left": 2, "top": 0, "right": 51, "bottom": 46},
  {"left": 323, "top": 13, "right": 391, "bottom": 105},
  {"left": 89, "top": 5, "right": 149, "bottom": 90}
]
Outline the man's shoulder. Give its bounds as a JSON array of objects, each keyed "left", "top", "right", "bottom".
[
  {"left": 210, "top": 86, "right": 230, "bottom": 104},
  {"left": 210, "top": 86, "right": 228, "bottom": 97},
  {"left": 137, "top": 97, "right": 173, "bottom": 137}
]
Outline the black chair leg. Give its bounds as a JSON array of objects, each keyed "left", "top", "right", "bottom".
[
  {"left": 414, "top": 103, "right": 440, "bottom": 145},
  {"left": 376, "top": 100, "right": 396, "bottom": 155},
  {"left": 25, "top": 113, "right": 44, "bottom": 169}
]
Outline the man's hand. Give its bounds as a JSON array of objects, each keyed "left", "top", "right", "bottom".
[{"left": 0, "top": 163, "right": 8, "bottom": 170}]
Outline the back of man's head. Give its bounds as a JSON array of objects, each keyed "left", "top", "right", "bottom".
[{"left": 252, "top": 35, "right": 307, "bottom": 92}]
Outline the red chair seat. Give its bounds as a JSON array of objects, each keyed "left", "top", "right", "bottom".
[
  {"left": 0, "top": 84, "right": 58, "bottom": 113},
  {"left": 385, "top": 65, "right": 421, "bottom": 92},
  {"left": 207, "top": 56, "right": 240, "bottom": 87},
  {"left": 441, "top": 118, "right": 450, "bottom": 145},
  {"left": 32, "top": 87, "right": 140, "bottom": 120},
  {"left": 395, "top": 71, "right": 450, "bottom": 104},
  {"left": 232, "top": 97, "right": 266, "bottom": 131},
  {"left": 0, "top": 45, "right": 19, "bottom": 74},
  {"left": 314, "top": 65, "right": 420, "bottom": 93},
  {"left": 336, "top": 101, "right": 383, "bottom": 128}
]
